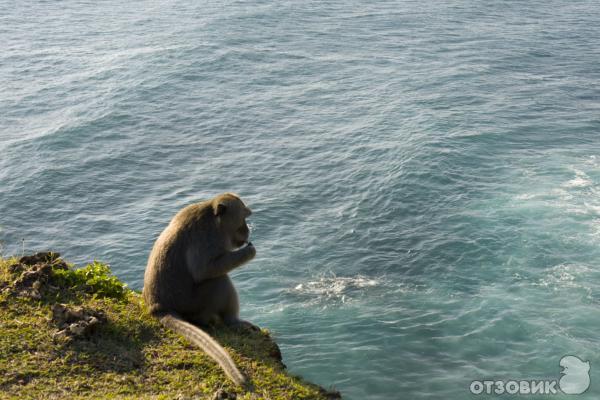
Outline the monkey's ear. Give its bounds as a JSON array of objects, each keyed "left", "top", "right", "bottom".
[{"left": 214, "top": 203, "right": 227, "bottom": 216}]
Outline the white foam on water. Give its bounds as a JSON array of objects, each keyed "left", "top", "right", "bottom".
[
  {"left": 514, "top": 193, "right": 536, "bottom": 200},
  {"left": 532, "top": 263, "right": 593, "bottom": 293},
  {"left": 563, "top": 169, "right": 592, "bottom": 188},
  {"left": 290, "top": 273, "right": 380, "bottom": 305}
]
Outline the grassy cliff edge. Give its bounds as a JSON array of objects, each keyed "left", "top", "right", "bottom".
[{"left": 0, "top": 252, "right": 341, "bottom": 400}]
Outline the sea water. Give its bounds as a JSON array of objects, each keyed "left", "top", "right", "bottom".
[{"left": 1, "top": 1, "right": 599, "bottom": 398}]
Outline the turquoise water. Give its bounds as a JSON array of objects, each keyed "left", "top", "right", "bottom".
[{"left": 1, "top": 1, "right": 600, "bottom": 398}]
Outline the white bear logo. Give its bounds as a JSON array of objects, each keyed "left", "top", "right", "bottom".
[{"left": 559, "top": 355, "right": 590, "bottom": 395}]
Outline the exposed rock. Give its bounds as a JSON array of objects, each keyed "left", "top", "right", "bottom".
[
  {"left": 319, "top": 388, "right": 342, "bottom": 399},
  {"left": 268, "top": 342, "right": 284, "bottom": 367},
  {"left": 255, "top": 329, "right": 286, "bottom": 369},
  {"left": 51, "top": 303, "right": 106, "bottom": 341},
  {"left": 212, "top": 388, "right": 236, "bottom": 400}
]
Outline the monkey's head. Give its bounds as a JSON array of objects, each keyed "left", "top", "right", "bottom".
[{"left": 213, "top": 193, "right": 252, "bottom": 250}]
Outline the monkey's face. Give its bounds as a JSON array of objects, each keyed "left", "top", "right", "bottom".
[
  {"left": 233, "top": 220, "right": 250, "bottom": 248},
  {"left": 214, "top": 194, "right": 253, "bottom": 250},
  {"left": 226, "top": 211, "right": 252, "bottom": 250}
]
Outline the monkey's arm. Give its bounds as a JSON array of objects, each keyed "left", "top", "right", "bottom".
[
  {"left": 205, "top": 244, "right": 256, "bottom": 279},
  {"left": 186, "top": 244, "right": 255, "bottom": 282}
]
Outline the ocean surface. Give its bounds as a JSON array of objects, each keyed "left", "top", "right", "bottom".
[{"left": 1, "top": 1, "right": 599, "bottom": 398}]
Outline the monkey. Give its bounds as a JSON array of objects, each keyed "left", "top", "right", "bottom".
[{"left": 143, "top": 193, "right": 257, "bottom": 386}]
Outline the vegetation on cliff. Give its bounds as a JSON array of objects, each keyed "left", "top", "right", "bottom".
[{"left": 0, "top": 252, "right": 340, "bottom": 399}]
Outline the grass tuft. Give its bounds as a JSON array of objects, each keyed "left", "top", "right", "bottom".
[{"left": 52, "top": 260, "right": 127, "bottom": 300}]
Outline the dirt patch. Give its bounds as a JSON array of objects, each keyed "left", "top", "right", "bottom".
[{"left": 3, "top": 252, "right": 68, "bottom": 299}]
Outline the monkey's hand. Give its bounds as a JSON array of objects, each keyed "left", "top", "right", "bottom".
[
  {"left": 229, "top": 242, "right": 255, "bottom": 266},
  {"left": 244, "top": 242, "right": 256, "bottom": 260},
  {"left": 206, "top": 243, "right": 256, "bottom": 278}
]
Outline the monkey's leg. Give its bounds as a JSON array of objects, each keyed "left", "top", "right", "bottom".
[
  {"left": 187, "top": 276, "right": 237, "bottom": 327},
  {"left": 189, "top": 276, "right": 259, "bottom": 331},
  {"left": 218, "top": 277, "right": 260, "bottom": 332}
]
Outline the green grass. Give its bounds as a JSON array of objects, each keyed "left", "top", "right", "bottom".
[
  {"left": 51, "top": 260, "right": 128, "bottom": 300},
  {"left": 0, "top": 255, "right": 340, "bottom": 399}
]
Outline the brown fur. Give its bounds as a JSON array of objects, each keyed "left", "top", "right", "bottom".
[{"left": 143, "top": 193, "right": 256, "bottom": 385}]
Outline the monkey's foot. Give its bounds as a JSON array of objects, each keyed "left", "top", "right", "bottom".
[{"left": 225, "top": 318, "right": 260, "bottom": 333}]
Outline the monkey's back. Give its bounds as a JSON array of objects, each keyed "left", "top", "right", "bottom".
[{"left": 143, "top": 202, "right": 215, "bottom": 316}]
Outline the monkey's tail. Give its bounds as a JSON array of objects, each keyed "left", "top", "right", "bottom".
[{"left": 159, "top": 313, "right": 247, "bottom": 386}]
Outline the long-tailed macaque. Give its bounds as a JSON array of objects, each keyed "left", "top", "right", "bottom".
[{"left": 143, "top": 193, "right": 256, "bottom": 386}]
